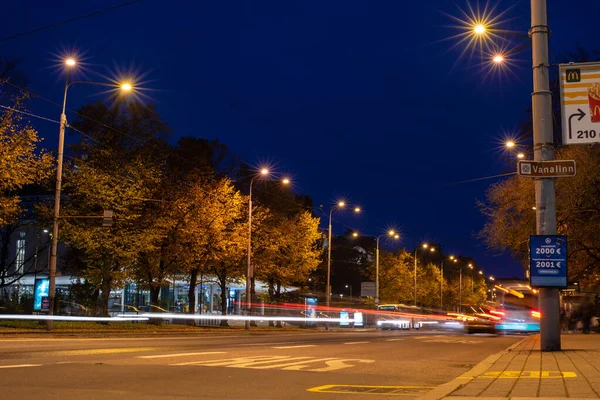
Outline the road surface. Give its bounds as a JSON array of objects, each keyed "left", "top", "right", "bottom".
[{"left": 0, "top": 329, "right": 521, "bottom": 399}]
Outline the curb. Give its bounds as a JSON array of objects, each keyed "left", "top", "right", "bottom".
[{"left": 417, "top": 336, "right": 533, "bottom": 400}]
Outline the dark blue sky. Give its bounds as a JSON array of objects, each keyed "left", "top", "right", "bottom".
[{"left": 3, "top": 1, "right": 599, "bottom": 278}]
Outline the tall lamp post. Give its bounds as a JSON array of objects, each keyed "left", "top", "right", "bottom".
[
  {"left": 326, "top": 202, "right": 360, "bottom": 309},
  {"left": 466, "top": 0, "right": 560, "bottom": 351},
  {"left": 375, "top": 230, "right": 400, "bottom": 307},
  {"left": 440, "top": 256, "right": 456, "bottom": 311},
  {"left": 245, "top": 169, "right": 290, "bottom": 330},
  {"left": 47, "top": 58, "right": 133, "bottom": 330},
  {"left": 414, "top": 243, "right": 435, "bottom": 306}
]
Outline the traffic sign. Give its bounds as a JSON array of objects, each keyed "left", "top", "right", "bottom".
[
  {"left": 530, "top": 235, "right": 567, "bottom": 288},
  {"left": 517, "top": 160, "right": 576, "bottom": 178},
  {"left": 360, "top": 282, "right": 375, "bottom": 297},
  {"left": 41, "top": 296, "right": 50, "bottom": 312},
  {"left": 560, "top": 62, "right": 600, "bottom": 144}
]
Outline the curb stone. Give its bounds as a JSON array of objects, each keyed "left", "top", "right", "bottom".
[{"left": 417, "top": 336, "right": 531, "bottom": 400}]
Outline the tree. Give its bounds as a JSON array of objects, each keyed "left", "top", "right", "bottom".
[
  {"left": 374, "top": 250, "right": 414, "bottom": 305},
  {"left": 479, "top": 145, "right": 600, "bottom": 292},
  {"left": 167, "top": 177, "right": 249, "bottom": 322},
  {"left": 60, "top": 101, "right": 170, "bottom": 315},
  {"left": 253, "top": 210, "right": 322, "bottom": 305},
  {"left": 0, "top": 88, "right": 52, "bottom": 287},
  {"left": 0, "top": 102, "right": 52, "bottom": 227}
]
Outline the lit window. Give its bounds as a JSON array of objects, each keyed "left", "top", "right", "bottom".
[{"left": 16, "top": 233, "right": 26, "bottom": 274}]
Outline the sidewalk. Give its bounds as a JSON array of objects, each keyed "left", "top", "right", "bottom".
[{"left": 422, "top": 334, "right": 600, "bottom": 399}]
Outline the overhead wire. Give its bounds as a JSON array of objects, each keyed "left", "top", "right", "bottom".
[{"left": 0, "top": 1, "right": 142, "bottom": 44}]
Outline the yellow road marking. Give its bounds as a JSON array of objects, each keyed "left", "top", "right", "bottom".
[
  {"left": 344, "top": 341, "right": 370, "bottom": 345},
  {"left": 172, "top": 355, "right": 375, "bottom": 372},
  {"left": 137, "top": 351, "right": 225, "bottom": 359},
  {"left": 308, "top": 384, "right": 434, "bottom": 396},
  {"left": 480, "top": 370, "right": 576, "bottom": 378},
  {"left": 385, "top": 339, "right": 405, "bottom": 342},
  {"left": 272, "top": 345, "right": 316, "bottom": 349}
]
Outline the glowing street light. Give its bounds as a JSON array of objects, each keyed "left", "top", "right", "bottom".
[
  {"left": 414, "top": 243, "right": 435, "bottom": 306},
  {"left": 493, "top": 54, "right": 505, "bottom": 64},
  {"left": 47, "top": 56, "right": 136, "bottom": 331},
  {"left": 440, "top": 255, "right": 457, "bottom": 311},
  {"left": 375, "top": 229, "right": 401, "bottom": 307},
  {"left": 120, "top": 82, "right": 133, "bottom": 91},
  {"left": 282, "top": 178, "right": 290, "bottom": 185},
  {"left": 474, "top": 24, "right": 486, "bottom": 35},
  {"left": 517, "top": 153, "right": 525, "bottom": 159},
  {"left": 352, "top": 232, "right": 359, "bottom": 238},
  {"left": 326, "top": 200, "right": 361, "bottom": 309},
  {"left": 505, "top": 140, "right": 515, "bottom": 148},
  {"left": 260, "top": 168, "right": 269, "bottom": 175}
]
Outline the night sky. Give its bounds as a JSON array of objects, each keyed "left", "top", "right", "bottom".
[{"left": 3, "top": 1, "right": 600, "bottom": 278}]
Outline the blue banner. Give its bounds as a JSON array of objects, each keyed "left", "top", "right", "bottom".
[{"left": 530, "top": 235, "right": 567, "bottom": 288}]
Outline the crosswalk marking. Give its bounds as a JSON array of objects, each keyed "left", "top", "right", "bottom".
[
  {"left": 171, "top": 355, "right": 375, "bottom": 372},
  {"left": 137, "top": 351, "right": 225, "bottom": 359},
  {"left": 272, "top": 345, "right": 317, "bottom": 349},
  {"left": 344, "top": 341, "right": 369, "bottom": 345}
]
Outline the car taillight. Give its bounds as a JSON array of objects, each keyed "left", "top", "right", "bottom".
[{"left": 531, "top": 310, "right": 541, "bottom": 319}]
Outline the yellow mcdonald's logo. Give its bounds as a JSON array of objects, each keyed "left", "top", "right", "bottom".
[
  {"left": 594, "top": 105, "right": 600, "bottom": 117},
  {"left": 566, "top": 69, "right": 581, "bottom": 83}
]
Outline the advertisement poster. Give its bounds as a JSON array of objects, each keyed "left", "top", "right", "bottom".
[{"left": 33, "top": 278, "right": 50, "bottom": 311}]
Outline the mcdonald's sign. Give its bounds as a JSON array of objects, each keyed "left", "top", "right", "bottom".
[
  {"left": 560, "top": 61, "right": 600, "bottom": 144},
  {"left": 566, "top": 69, "right": 581, "bottom": 83}
]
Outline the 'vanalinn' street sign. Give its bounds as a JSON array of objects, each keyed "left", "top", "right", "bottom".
[{"left": 517, "top": 160, "right": 576, "bottom": 178}]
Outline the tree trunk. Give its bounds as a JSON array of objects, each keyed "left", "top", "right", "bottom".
[
  {"left": 187, "top": 268, "right": 198, "bottom": 326},
  {"left": 98, "top": 272, "right": 113, "bottom": 318},
  {"left": 276, "top": 281, "right": 282, "bottom": 328},
  {"left": 219, "top": 277, "right": 229, "bottom": 326},
  {"left": 250, "top": 276, "right": 257, "bottom": 327},
  {"left": 268, "top": 279, "right": 275, "bottom": 327}
]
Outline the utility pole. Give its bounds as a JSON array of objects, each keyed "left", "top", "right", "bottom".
[{"left": 531, "top": 0, "right": 560, "bottom": 351}]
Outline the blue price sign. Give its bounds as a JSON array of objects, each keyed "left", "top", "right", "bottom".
[{"left": 530, "top": 235, "right": 567, "bottom": 288}]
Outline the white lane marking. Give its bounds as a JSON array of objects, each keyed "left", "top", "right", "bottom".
[
  {"left": 137, "top": 351, "right": 225, "bottom": 359},
  {"left": 385, "top": 338, "right": 405, "bottom": 342},
  {"left": 344, "top": 341, "right": 369, "bottom": 345},
  {"left": 423, "top": 339, "right": 483, "bottom": 344},
  {"left": 272, "top": 345, "right": 317, "bottom": 349},
  {"left": 412, "top": 335, "right": 443, "bottom": 339},
  {"left": 0, "top": 364, "right": 42, "bottom": 369}
]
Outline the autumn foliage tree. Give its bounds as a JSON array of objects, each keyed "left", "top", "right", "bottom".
[
  {"left": 479, "top": 145, "right": 600, "bottom": 293},
  {"left": 0, "top": 94, "right": 52, "bottom": 288}
]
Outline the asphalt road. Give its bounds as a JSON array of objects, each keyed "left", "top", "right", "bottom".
[{"left": 0, "top": 329, "right": 521, "bottom": 399}]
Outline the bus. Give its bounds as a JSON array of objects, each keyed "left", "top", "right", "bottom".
[{"left": 375, "top": 304, "right": 425, "bottom": 330}]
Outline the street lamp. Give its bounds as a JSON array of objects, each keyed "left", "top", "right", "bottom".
[
  {"left": 326, "top": 201, "right": 360, "bottom": 309},
  {"left": 375, "top": 230, "right": 400, "bottom": 307},
  {"left": 47, "top": 57, "right": 135, "bottom": 330},
  {"left": 414, "top": 243, "right": 435, "bottom": 306},
  {"left": 449, "top": 0, "right": 560, "bottom": 348},
  {"left": 345, "top": 284, "right": 352, "bottom": 299},
  {"left": 245, "top": 169, "right": 289, "bottom": 329},
  {"left": 439, "top": 255, "right": 456, "bottom": 311}
]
